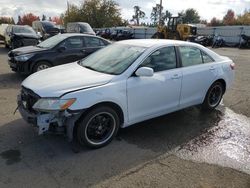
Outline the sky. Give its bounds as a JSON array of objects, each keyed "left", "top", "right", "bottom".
[{"left": 0, "top": 0, "right": 249, "bottom": 23}]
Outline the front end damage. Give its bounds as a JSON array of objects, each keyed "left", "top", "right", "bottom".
[{"left": 17, "top": 87, "right": 82, "bottom": 141}]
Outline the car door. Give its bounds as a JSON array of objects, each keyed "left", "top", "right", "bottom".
[
  {"left": 127, "top": 46, "right": 182, "bottom": 123},
  {"left": 54, "top": 36, "right": 86, "bottom": 65},
  {"left": 178, "top": 46, "right": 218, "bottom": 108},
  {"left": 82, "top": 36, "right": 107, "bottom": 55}
]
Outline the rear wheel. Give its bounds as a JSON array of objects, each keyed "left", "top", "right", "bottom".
[
  {"left": 33, "top": 61, "right": 52, "bottom": 73},
  {"left": 202, "top": 82, "right": 224, "bottom": 110},
  {"left": 77, "top": 106, "right": 120, "bottom": 149}
]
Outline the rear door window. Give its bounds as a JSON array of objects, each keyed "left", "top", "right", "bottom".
[
  {"left": 201, "top": 51, "right": 214, "bottom": 63},
  {"left": 179, "top": 46, "right": 203, "bottom": 67},
  {"left": 84, "top": 37, "right": 105, "bottom": 47}
]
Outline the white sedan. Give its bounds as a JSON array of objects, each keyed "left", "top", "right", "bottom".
[{"left": 18, "top": 39, "right": 235, "bottom": 148}]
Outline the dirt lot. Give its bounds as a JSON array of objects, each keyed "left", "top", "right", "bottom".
[{"left": 0, "top": 44, "right": 250, "bottom": 188}]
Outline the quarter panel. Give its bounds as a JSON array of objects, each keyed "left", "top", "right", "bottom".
[{"left": 180, "top": 62, "right": 218, "bottom": 108}]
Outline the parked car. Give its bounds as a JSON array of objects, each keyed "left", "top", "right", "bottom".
[
  {"left": 8, "top": 33, "right": 110, "bottom": 74},
  {"left": 17, "top": 39, "right": 235, "bottom": 149},
  {"left": 116, "top": 30, "right": 134, "bottom": 41},
  {"left": 32, "top": 21, "right": 60, "bottom": 40},
  {"left": 4, "top": 25, "right": 40, "bottom": 49},
  {"left": 110, "top": 29, "right": 133, "bottom": 41},
  {"left": 99, "top": 29, "right": 112, "bottom": 39},
  {"left": 110, "top": 29, "right": 121, "bottom": 40},
  {"left": 66, "top": 22, "right": 95, "bottom": 35}
]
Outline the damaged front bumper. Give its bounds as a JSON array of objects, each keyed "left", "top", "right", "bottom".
[{"left": 17, "top": 94, "right": 83, "bottom": 141}]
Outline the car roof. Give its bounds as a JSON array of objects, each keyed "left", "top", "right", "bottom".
[
  {"left": 117, "top": 39, "right": 222, "bottom": 61},
  {"left": 58, "top": 33, "right": 98, "bottom": 37},
  {"left": 117, "top": 39, "right": 201, "bottom": 48}
]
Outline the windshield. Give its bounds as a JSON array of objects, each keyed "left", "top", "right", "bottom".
[
  {"left": 37, "top": 34, "right": 67, "bottom": 48},
  {"left": 13, "top": 26, "right": 35, "bottom": 34},
  {"left": 42, "top": 22, "right": 56, "bottom": 30},
  {"left": 80, "top": 43, "right": 146, "bottom": 75}
]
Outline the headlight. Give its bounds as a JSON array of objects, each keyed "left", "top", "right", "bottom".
[
  {"left": 14, "top": 54, "right": 34, "bottom": 62},
  {"left": 33, "top": 98, "right": 76, "bottom": 112}
]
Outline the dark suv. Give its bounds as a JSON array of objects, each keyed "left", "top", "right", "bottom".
[
  {"left": 8, "top": 33, "right": 110, "bottom": 74},
  {"left": 4, "top": 25, "right": 40, "bottom": 49},
  {"left": 32, "top": 21, "right": 60, "bottom": 40}
]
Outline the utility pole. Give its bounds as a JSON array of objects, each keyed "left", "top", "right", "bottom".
[
  {"left": 159, "top": 0, "right": 162, "bottom": 25},
  {"left": 67, "top": 1, "right": 69, "bottom": 16}
]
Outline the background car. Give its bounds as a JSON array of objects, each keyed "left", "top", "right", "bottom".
[
  {"left": 110, "top": 29, "right": 134, "bottom": 41},
  {"left": 116, "top": 30, "right": 134, "bottom": 41},
  {"left": 66, "top": 22, "right": 95, "bottom": 35},
  {"left": 4, "top": 25, "right": 40, "bottom": 49},
  {"left": 32, "top": 21, "right": 60, "bottom": 40},
  {"left": 18, "top": 39, "right": 235, "bottom": 148},
  {"left": 8, "top": 33, "right": 110, "bottom": 74}
]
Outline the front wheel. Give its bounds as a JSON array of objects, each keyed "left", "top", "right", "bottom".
[
  {"left": 202, "top": 82, "right": 224, "bottom": 110},
  {"left": 33, "top": 61, "right": 52, "bottom": 73},
  {"left": 77, "top": 106, "right": 120, "bottom": 149}
]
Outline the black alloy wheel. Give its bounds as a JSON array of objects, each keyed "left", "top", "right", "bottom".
[
  {"left": 202, "top": 82, "right": 224, "bottom": 110},
  {"left": 77, "top": 106, "right": 120, "bottom": 149}
]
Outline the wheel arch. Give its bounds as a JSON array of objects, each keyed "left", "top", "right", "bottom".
[
  {"left": 202, "top": 78, "right": 227, "bottom": 103},
  {"left": 30, "top": 60, "right": 53, "bottom": 73},
  {"left": 73, "top": 101, "right": 125, "bottom": 140},
  {"left": 215, "top": 78, "right": 226, "bottom": 94}
]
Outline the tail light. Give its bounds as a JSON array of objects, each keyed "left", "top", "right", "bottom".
[{"left": 230, "top": 63, "right": 235, "bottom": 70}]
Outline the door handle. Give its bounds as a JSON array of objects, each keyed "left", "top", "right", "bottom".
[
  {"left": 209, "top": 66, "right": 215, "bottom": 70},
  {"left": 81, "top": 49, "right": 87, "bottom": 53},
  {"left": 171, "top": 74, "right": 181, "bottom": 79}
]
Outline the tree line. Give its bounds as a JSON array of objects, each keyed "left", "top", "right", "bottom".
[{"left": 0, "top": 0, "right": 250, "bottom": 27}]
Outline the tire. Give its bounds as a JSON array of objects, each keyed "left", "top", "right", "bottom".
[
  {"left": 202, "top": 82, "right": 224, "bottom": 110},
  {"left": 33, "top": 61, "right": 52, "bottom": 73},
  {"left": 77, "top": 106, "right": 120, "bottom": 149}
]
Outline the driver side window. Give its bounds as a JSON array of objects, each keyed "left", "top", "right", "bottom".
[{"left": 140, "top": 46, "right": 177, "bottom": 72}]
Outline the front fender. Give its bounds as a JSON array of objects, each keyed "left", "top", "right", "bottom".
[{"left": 62, "top": 81, "right": 128, "bottom": 124}]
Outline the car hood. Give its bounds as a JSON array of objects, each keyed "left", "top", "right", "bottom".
[
  {"left": 14, "top": 33, "right": 39, "bottom": 39},
  {"left": 22, "top": 62, "right": 114, "bottom": 97},
  {"left": 9, "top": 46, "right": 47, "bottom": 56}
]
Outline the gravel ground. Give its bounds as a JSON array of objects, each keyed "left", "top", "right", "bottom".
[{"left": 0, "top": 44, "right": 250, "bottom": 188}]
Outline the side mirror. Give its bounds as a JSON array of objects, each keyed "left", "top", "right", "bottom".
[
  {"left": 135, "top": 67, "right": 154, "bottom": 77},
  {"left": 57, "top": 46, "right": 66, "bottom": 52}
]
